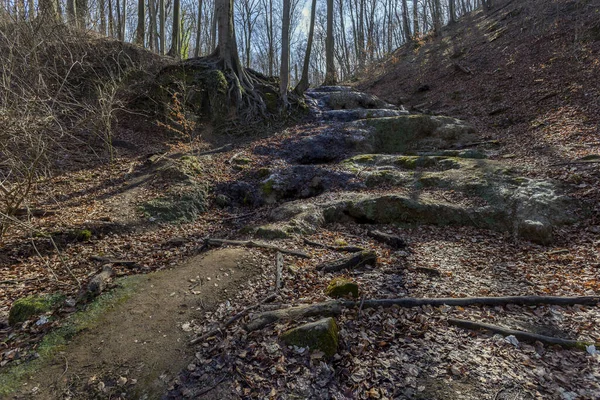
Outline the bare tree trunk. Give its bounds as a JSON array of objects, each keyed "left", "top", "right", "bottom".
[
  {"left": 168, "top": 0, "right": 180, "bottom": 56},
  {"left": 413, "top": 0, "right": 419, "bottom": 39},
  {"left": 210, "top": 0, "right": 217, "bottom": 51},
  {"left": 401, "top": 0, "right": 411, "bottom": 41},
  {"left": 338, "top": 0, "right": 351, "bottom": 76},
  {"left": 108, "top": 0, "right": 114, "bottom": 36},
  {"left": 39, "top": 0, "right": 59, "bottom": 21},
  {"left": 449, "top": 0, "right": 456, "bottom": 23},
  {"left": 135, "top": 0, "right": 145, "bottom": 45},
  {"left": 99, "top": 0, "right": 107, "bottom": 34},
  {"left": 323, "top": 0, "right": 337, "bottom": 85},
  {"left": 67, "top": 0, "right": 76, "bottom": 25},
  {"left": 194, "top": 0, "right": 203, "bottom": 56},
  {"left": 280, "top": 0, "right": 290, "bottom": 105},
  {"left": 76, "top": 0, "right": 87, "bottom": 28},
  {"left": 295, "top": 0, "right": 316, "bottom": 93},
  {"left": 120, "top": 0, "right": 126, "bottom": 40},
  {"left": 159, "top": 0, "right": 165, "bottom": 54}
]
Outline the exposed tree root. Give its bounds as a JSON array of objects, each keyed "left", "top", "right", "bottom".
[
  {"left": 447, "top": 318, "right": 598, "bottom": 350},
  {"left": 204, "top": 238, "right": 310, "bottom": 258},
  {"left": 246, "top": 296, "right": 600, "bottom": 331},
  {"left": 303, "top": 237, "right": 364, "bottom": 253},
  {"left": 246, "top": 301, "right": 343, "bottom": 332},
  {"left": 315, "top": 250, "right": 377, "bottom": 272},
  {"left": 190, "top": 293, "right": 277, "bottom": 345}
]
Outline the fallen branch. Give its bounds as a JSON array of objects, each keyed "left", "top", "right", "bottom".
[
  {"left": 90, "top": 256, "right": 138, "bottom": 267},
  {"left": 246, "top": 296, "right": 600, "bottom": 331},
  {"left": 316, "top": 250, "right": 377, "bottom": 273},
  {"left": 447, "top": 318, "right": 597, "bottom": 350},
  {"left": 190, "top": 293, "right": 276, "bottom": 344},
  {"left": 550, "top": 160, "right": 600, "bottom": 167},
  {"left": 303, "top": 237, "right": 364, "bottom": 252},
  {"left": 14, "top": 208, "right": 56, "bottom": 217},
  {"left": 197, "top": 143, "right": 233, "bottom": 156},
  {"left": 205, "top": 238, "right": 310, "bottom": 258},
  {"left": 246, "top": 301, "right": 343, "bottom": 331}
]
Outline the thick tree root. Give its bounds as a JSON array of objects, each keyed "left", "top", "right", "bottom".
[
  {"left": 303, "top": 237, "right": 364, "bottom": 253},
  {"left": 246, "top": 301, "right": 343, "bottom": 332},
  {"left": 205, "top": 238, "right": 310, "bottom": 258},
  {"left": 315, "top": 250, "right": 377, "bottom": 272},
  {"left": 246, "top": 296, "right": 600, "bottom": 331},
  {"left": 190, "top": 293, "right": 277, "bottom": 345},
  {"left": 447, "top": 318, "right": 598, "bottom": 350}
]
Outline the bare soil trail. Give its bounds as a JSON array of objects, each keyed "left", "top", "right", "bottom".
[{"left": 10, "top": 248, "right": 258, "bottom": 399}]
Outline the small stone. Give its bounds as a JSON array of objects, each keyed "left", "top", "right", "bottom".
[
  {"left": 280, "top": 317, "right": 339, "bottom": 357},
  {"left": 325, "top": 277, "right": 359, "bottom": 298}
]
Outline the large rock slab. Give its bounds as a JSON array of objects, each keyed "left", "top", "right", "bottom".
[{"left": 354, "top": 114, "right": 477, "bottom": 152}]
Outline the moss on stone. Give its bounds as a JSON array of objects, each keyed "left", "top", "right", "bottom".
[
  {"left": 280, "top": 318, "right": 339, "bottom": 357},
  {"left": 8, "top": 294, "right": 64, "bottom": 326},
  {"left": 261, "top": 179, "right": 275, "bottom": 196},
  {"left": 141, "top": 186, "right": 206, "bottom": 223},
  {"left": 255, "top": 225, "right": 290, "bottom": 239},
  {"left": 325, "top": 278, "right": 359, "bottom": 298}
]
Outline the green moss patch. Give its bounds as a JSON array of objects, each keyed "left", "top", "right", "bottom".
[
  {"left": 280, "top": 318, "right": 339, "bottom": 357},
  {"left": 325, "top": 278, "right": 359, "bottom": 298},
  {"left": 141, "top": 186, "right": 207, "bottom": 223},
  {"left": 0, "top": 275, "right": 144, "bottom": 396},
  {"left": 8, "top": 294, "right": 64, "bottom": 326}
]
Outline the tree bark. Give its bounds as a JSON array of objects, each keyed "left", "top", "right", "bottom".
[
  {"left": 448, "top": 318, "right": 596, "bottom": 350},
  {"left": 167, "top": 0, "right": 180, "bottom": 57},
  {"left": 323, "top": 0, "right": 337, "bottom": 85},
  {"left": 194, "top": 0, "right": 203, "bottom": 56},
  {"left": 294, "top": 0, "right": 316, "bottom": 94},
  {"left": 247, "top": 296, "right": 600, "bottom": 331},
  {"left": 159, "top": 0, "right": 165, "bottom": 54},
  {"left": 280, "top": 0, "right": 291, "bottom": 105},
  {"left": 135, "top": 0, "right": 145, "bottom": 45}
]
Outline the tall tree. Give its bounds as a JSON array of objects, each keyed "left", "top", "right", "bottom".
[
  {"left": 448, "top": 0, "right": 456, "bottom": 23},
  {"left": 280, "top": 0, "right": 290, "bottom": 104},
  {"left": 401, "top": 0, "right": 411, "bottom": 41},
  {"left": 294, "top": 0, "right": 316, "bottom": 94},
  {"left": 75, "top": 0, "right": 87, "bottom": 27},
  {"left": 159, "top": 0, "right": 165, "bottom": 54},
  {"left": 323, "top": 0, "right": 336, "bottom": 85},
  {"left": 66, "top": 0, "right": 76, "bottom": 25},
  {"left": 168, "top": 0, "right": 181, "bottom": 56},
  {"left": 413, "top": 0, "right": 420, "bottom": 39},
  {"left": 99, "top": 0, "right": 107, "bottom": 34},
  {"left": 135, "top": 0, "right": 145, "bottom": 45},
  {"left": 194, "top": 0, "right": 204, "bottom": 56}
]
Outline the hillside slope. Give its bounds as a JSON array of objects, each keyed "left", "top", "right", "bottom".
[{"left": 358, "top": 0, "right": 599, "bottom": 188}]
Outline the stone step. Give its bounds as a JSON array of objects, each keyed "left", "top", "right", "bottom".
[{"left": 322, "top": 108, "right": 409, "bottom": 122}]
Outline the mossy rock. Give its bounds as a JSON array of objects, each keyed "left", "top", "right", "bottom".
[
  {"left": 255, "top": 225, "right": 290, "bottom": 239},
  {"left": 280, "top": 318, "right": 339, "bottom": 357},
  {"left": 9, "top": 294, "right": 63, "bottom": 326},
  {"left": 325, "top": 278, "right": 359, "bottom": 298},
  {"left": 360, "top": 115, "right": 476, "bottom": 153},
  {"left": 141, "top": 186, "right": 207, "bottom": 223}
]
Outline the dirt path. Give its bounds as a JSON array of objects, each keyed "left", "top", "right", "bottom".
[{"left": 11, "top": 248, "right": 258, "bottom": 399}]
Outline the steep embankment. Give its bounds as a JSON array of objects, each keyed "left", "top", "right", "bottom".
[{"left": 357, "top": 0, "right": 600, "bottom": 193}]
